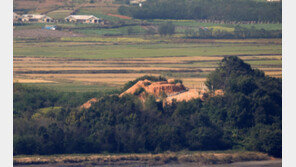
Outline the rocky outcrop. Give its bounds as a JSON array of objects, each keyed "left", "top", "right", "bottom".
[
  {"left": 80, "top": 79, "right": 224, "bottom": 109},
  {"left": 120, "top": 79, "right": 186, "bottom": 98}
]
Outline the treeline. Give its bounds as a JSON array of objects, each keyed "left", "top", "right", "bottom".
[
  {"left": 185, "top": 26, "right": 282, "bottom": 39},
  {"left": 118, "top": 0, "right": 282, "bottom": 22},
  {"left": 14, "top": 56, "right": 282, "bottom": 157}
]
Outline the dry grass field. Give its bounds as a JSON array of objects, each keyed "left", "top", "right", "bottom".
[{"left": 13, "top": 151, "right": 270, "bottom": 166}]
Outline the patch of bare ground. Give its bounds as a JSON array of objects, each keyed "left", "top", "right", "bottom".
[
  {"left": 13, "top": 29, "right": 85, "bottom": 38},
  {"left": 107, "top": 13, "right": 132, "bottom": 19},
  {"left": 13, "top": 151, "right": 271, "bottom": 166}
]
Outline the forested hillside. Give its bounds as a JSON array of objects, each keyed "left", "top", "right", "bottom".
[
  {"left": 119, "top": 0, "right": 282, "bottom": 22},
  {"left": 13, "top": 56, "right": 282, "bottom": 157}
]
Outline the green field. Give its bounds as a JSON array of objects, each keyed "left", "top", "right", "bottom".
[
  {"left": 21, "top": 82, "right": 117, "bottom": 93},
  {"left": 73, "top": 25, "right": 146, "bottom": 36},
  {"left": 14, "top": 40, "right": 281, "bottom": 59},
  {"left": 47, "top": 9, "right": 73, "bottom": 20}
]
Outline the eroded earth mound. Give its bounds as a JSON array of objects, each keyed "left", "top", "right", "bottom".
[{"left": 80, "top": 79, "right": 223, "bottom": 109}]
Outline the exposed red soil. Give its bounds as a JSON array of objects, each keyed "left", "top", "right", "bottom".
[
  {"left": 107, "top": 13, "right": 132, "bottom": 20},
  {"left": 80, "top": 98, "right": 99, "bottom": 109},
  {"left": 120, "top": 79, "right": 224, "bottom": 104},
  {"left": 119, "top": 79, "right": 186, "bottom": 98},
  {"left": 80, "top": 79, "right": 224, "bottom": 109}
]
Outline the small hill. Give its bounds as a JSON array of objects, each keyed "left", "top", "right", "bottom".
[
  {"left": 80, "top": 78, "right": 223, "bottom": 109},
  {"left": 120, "top": 78, "right": 224, "bottom": 104},
  {"left": 120, "top": 79, "right": 186, "bottom": 98}
]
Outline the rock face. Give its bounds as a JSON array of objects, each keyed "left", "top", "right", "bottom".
[
  {"left": 119, "top": 79, "right": 186, "bottom": 98},
  {"left": 165, "top": 89, "right": 206, "bottom": 104}
]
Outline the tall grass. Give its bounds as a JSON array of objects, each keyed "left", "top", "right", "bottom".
[{"left": 13, "top": 151, "right": 270, "bottom": 166}]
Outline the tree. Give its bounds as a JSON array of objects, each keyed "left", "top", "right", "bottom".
[
  {"left": 127, "top": 27, "right": 135, "bottom": 35},
  {"left": 185, "top": 28, "right": 197, "bottom": 38},
  {"left": 158, "top": 22, "right": 175, "bottom": 37}
]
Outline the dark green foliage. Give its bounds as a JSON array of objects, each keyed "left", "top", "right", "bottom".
[
  {"left": 127, "top": 27, "right": 135, "bottom": 35},
  {"left": 185, "top": 28, "right": 197, "bottom": 38},
  {"left": 114, "top": 0, "right": 130, "bottom": 5},
  {"left": 245, "top": 124, "right": 282, "bottom": 158},
  {"left": 158, "top": 22, "right": 176, "bottom": 36},
  {"left": 134, "top": 87, "right": 145, "bottom": 96},
  {"left": 145, "top": 27, "right": 156, "bottom": 35},
  {"left": 169, "top": 79, "right": 183, "bottom": 84},
  {"left": 193, "top": 26, "right": 281, "bottom": 39},
  {"left": 122, "top": 75, "right": 167, "bottom": 91},
  {"left": 204, "top": 56, "right": 281, "bottom": 157},
  {"left": 13, "top": 57, "right": 281, "bottom": 157},
  {"left": 119, "top": 0, "right": 282, "bottom": 22}
]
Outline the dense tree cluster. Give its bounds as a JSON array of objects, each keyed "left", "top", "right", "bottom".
[
  {"left": 14, "top": 56, "right": 281, "bottom": 157},
  {"left": 118, "top": 0, "right": 282, "bottom": 22},
  {"left": 185, "top": 26, "right": 282, "bottom": 39}
]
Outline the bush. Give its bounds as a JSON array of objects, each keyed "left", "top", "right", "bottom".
[
  {"left": 122, "top": 75, "right": 167, "bottom": 91},
  {"left": 158, "top": 22, "right": 175, "bottom": 37},
  {"left": 246, "top": 124, "right": 282, "bottom": 158}
]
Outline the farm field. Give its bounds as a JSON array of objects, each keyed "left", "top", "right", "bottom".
[
  {"left": 13, "top": 38, "right": 282, "bottom": 92},
  {"left": 13, "top": 0, "right": 282, "bottom": 93}
]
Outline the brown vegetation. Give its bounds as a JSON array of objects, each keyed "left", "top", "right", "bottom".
[{"left": 13, "top": 151, "right": 271, "bottom": 166}]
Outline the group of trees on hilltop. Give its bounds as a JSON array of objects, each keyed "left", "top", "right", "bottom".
[
  {"left": 13, "top": 56, "right": 282, "bottom": 158},
  {"left": 118, "top": 0, "right": 282, "bottom": 22}
]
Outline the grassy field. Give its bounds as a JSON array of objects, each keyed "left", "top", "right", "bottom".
[
  {"left": 13, "top": 38, "right": 282, "bottom": 92},
  {"left": 73, "top": 25, "right": 145, "bottom": 36},
  {"left": 47, "top": 9, "right": 73, "bottom": 20},
  {"left": 14, "top": 39, "right": 281, "bottom": 59}
]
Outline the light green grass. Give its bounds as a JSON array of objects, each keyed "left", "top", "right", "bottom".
[
  {"left": 73, "top": 25, "right": 145, "bottom": 36},
  {"left": 22, "top": 82, "right": 117, "bottom": 93},
  {"left": 61, "top": 36, "right": 149, "bottom": 42},
  {"left": 14, "top": 42, "right": 282, "bottom": 59},
  {"left": 47, "top": 9, "right": 73, "bottom": 20}
]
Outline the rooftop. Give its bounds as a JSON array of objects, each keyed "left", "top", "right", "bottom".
[
  {"left": 65, "top": 15, "right": 99, "bottom": 20},
  {"left": 21, "top": 14, "right": 51, "bottom": 19}
]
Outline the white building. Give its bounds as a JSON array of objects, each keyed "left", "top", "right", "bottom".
[
  {"left": 20, "top": 14, "right": 53, "bottom": 23},
  {"left": 65, "top": 15, "right": 101, "bottom": 24},
  {"left": 130, "top": 0, "right": 146, "bottom": 5}
]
